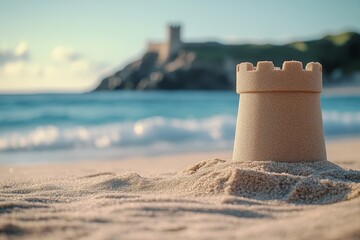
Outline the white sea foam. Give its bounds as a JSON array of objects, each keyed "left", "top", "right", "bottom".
[
  {"left": 0, "top": 115, "right": 236, "bottom": 152},
  {"left": 1, "top": 111, "right": 360, "bottom": 154},
  {"left": 323, "top": 111, "right": 360, "bottom": 125}
]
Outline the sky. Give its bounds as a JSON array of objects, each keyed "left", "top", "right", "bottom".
[{"left": 0, "top": 0, "right": 359, "bottom": 93}]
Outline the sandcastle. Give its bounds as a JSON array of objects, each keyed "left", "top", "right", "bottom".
[{"left": 233, "top": 61, "right": 327, "bottom": 162}]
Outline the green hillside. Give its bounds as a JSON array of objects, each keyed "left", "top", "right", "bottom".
[
  {"left": 184, "top": 32, "right": 360, "bottom": 75},
  {"left": 95, "top": 32, "right": 360, "bottom": 91}
]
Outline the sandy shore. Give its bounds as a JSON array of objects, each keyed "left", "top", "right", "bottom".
[{"left": 1, "top": 139, "right": 360, "bottom": 239}]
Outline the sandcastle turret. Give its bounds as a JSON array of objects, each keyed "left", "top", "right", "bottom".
[{"left": 233, "top": 61, "right": 327, "bottom": 162}]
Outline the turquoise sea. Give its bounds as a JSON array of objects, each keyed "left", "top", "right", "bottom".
[{"left": 1, "top": 91, "right": 359, "bottom": 164}]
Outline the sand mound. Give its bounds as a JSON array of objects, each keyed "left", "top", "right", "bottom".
[
  {"left": 1, "top": 159, "right": 359, "bottom": 206},
  {"left": 75, "top": 159, "right": 360, "bottom": 205},
  {"left": 1, "top": 153, "right": 360, "bottom": 240},
  {"left": 125, "top": 159, "right": 359, "bottom": 204}
]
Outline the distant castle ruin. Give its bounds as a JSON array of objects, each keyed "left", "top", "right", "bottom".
[{"left": 147, "top": 25, "right": 183, "bottom": 62}]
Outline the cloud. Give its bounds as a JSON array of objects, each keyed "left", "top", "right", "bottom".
[
  {"left": 0, "top": 44, "right": 112, "bottom": 92},
  {"left": 1, "top": 61, "right": 42, "bottom": 77},
  {"left": 51, "top": 46, "right": 81, "bottom": 62},
  {"left": 0, "top": 42, "right": 29, "bottom": 65},
  {"left": 1, "top": 45, "right": 107, "bottom": 79},
  {"left": 14, "top": 42, "right": 28, "bottom": 56},
  {"left": 51, "top": 46, "right": 110, "bottom": 76}
]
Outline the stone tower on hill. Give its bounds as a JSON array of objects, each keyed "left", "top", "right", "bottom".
[
  {"left": 167, "top": 25, "right": 181, "bottom": 59},
  {"left": 147, "top": 24, "right": 182, "bottom": 63}
]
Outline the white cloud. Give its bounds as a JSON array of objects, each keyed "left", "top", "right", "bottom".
[
  {"left": 14, "top": 42, "right": 28, "bottom": 57},
  {"left": 0, "top": 42, "right": 29, "bottom": 65},
  {"left": 50, "top": 45, "right": 110, "bottom": 78},
  {"left": 1, "top": 61, "right": 42, "bottom": 77},
  {"left": 0, "top": 44, "right": 111, "bottom": 92},
  {"left": 69, "top": 59, "right": 91, "bottom": 72},
  {"left": 51, "top": 46, "right": 81, "bottom": 62},
  {"left": 51, "top": 45, "right": 108, "bottom": 75}
]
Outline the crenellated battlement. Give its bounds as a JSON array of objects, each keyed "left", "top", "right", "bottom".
[
  {"left": 169, "top": 25, "right": 181, "bottom": 30},
  {"left": 236, "top": 61, "right": 322, "bottom": 93},
  {"left": 237, "top": 61, "right": 322, "bottom": 72}
]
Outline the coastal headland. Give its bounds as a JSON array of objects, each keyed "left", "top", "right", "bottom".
[{"left": 95, "top": 25, "right": 360, "bottom": 91}]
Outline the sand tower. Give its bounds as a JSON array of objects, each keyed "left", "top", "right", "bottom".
[{"left": 232, "top": 61, "right": 327, "bottom": 162}]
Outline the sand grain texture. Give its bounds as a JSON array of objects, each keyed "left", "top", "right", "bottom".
[{"left": 0, "top": 139, "right": 360, "bottom": 240}]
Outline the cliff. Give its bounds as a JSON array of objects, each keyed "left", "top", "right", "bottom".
[{"left": 94, "top": 32, "right": 360, "bottom": 91}]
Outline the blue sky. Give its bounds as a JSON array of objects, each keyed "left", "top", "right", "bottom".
[{"left": 1, "top": 0, "right": 359, "bottom": 93}]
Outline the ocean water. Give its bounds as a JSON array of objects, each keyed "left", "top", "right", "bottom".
[{"left": 0, "top": 91, "right": 360, "bottom": 164}]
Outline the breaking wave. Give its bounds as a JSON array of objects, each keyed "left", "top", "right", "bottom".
[
  {"left": 322, "top": 111, "right": 360, "bottom": 136},
  {"left": 1, "top": 110, "right": 360, "bottom": 153},
  {"left": 0, "top": 115, "right": 236, "bottom": 152}
]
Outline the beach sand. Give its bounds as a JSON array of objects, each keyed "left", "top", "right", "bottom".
[{"left": 1, "top": 139, "right": 360, "bottom": 240}]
